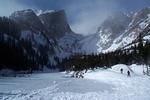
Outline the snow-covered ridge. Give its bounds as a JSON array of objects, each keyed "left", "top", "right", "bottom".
[{"left": 34, "top": 9, "right": 55, "bottom": 16}]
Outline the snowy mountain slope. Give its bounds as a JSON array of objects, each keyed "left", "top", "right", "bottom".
[
  {"left": 79, "top": 33, "right": 100, "bottom": 53},
  {"left": 55, "top": 33, "right": 83, "bottom": 59},
  {"left": 107, "top": 8, "right": 150, "bottom": 51},
  {"left": 1, "top": 64, "right": 150, "bottom": 100},
  {"left": 80, "top": 7, "right": 150, "bottom": 53}
]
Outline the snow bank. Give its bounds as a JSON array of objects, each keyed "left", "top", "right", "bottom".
[
  {"left": 111, "top": 64, "right": 131, "bottom": 74},
  {"left": 143, "top": 35, "right": 150, "bottom": 40},
  {"left": 0, "top": 69, "right": 16, "bottom": 77},
  {"left": 111, "top": 64, "right": 146, "bottom": 75}
]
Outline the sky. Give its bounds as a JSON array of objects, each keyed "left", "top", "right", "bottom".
[{"left": 0, "top": 0, "right": 150, "bottom": 35}]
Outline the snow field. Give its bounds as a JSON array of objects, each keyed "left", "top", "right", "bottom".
[{"left": 0, "top": 64, "right": 150, "bottom": 100}]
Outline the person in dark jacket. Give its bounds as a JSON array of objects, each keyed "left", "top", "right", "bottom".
[
  {"left": 120, "top": 68, "right": 123, "bottom": 74},
  {"left": 127, "top": 70, "right": 131, "bottom": 77}
]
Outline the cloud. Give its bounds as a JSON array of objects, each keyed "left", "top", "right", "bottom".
[
  {"left": 1, "top": 0, "right": 148, "bottom": 35},
  {"left": 65, "top": 0, "right": 120, "bottom": 35},
  {"left": 70, "top": 9, "right": 110, "bottom": 35},
  {"left": 0, "top": 0, "right": 35, "bottom": 16}
]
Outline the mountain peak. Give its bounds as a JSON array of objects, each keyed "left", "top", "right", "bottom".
[
  {"left": 38, "top": 9, "right": 72, "bottom": 38},
  {"left": 10, "top": 9, "right": 44, "bottom": 33},
  {"left": 34, "top": 9, "right": 55, "bottom": 16},
  {"left": 11, "top": 9, "right": 35, "bottom": 17}
]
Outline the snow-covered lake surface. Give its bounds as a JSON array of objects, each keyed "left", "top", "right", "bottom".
[{"left": 0, "top": 64, "right": 150, "bottom": 100}]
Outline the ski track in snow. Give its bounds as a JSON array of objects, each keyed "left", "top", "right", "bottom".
[{"left": 0, "top": 65, "right": 150, "bottom": 100}]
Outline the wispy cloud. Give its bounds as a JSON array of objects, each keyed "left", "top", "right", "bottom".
[
  {"left": 0, "top": 0, "right": 35, "bottom": 16},
  {"left": 65, "top": 0, "right": 119, "bottom": 35}
]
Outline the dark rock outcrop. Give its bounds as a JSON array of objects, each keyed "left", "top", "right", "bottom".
[{"left": 39, "top": 10, "right": 72, "bottom": 39}]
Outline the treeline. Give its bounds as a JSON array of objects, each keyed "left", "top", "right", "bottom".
[
  {"left": 60, "top": 36, "right": 150, "bottom": 73},
  {"left": 0, "top": 17, "right": 48, "bottom": 71}
]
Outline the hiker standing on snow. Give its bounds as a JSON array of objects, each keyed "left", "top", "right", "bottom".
[
  {"left": 120, "top": 68, "right": 123, "bottom": 74},
  {"left": 127, "top": 70, "right": 131, "bottom": 77}
]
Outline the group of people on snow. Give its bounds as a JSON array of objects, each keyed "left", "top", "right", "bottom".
[{"left": 120, "top": 68, "right": 131, "bottom": 77}]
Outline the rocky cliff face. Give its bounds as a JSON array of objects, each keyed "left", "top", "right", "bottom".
[
  {"left": 9, "top": 9, "right": 83, "bottom": 65},
  {"left": 38, "top": 10, "right": 83, "bottom": 58},
  {"left": 39, "top": 10, "right": 72, "bottom": 39},
  {"left": 10, "top": 9, "right": 45, "bottom": 33}
]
